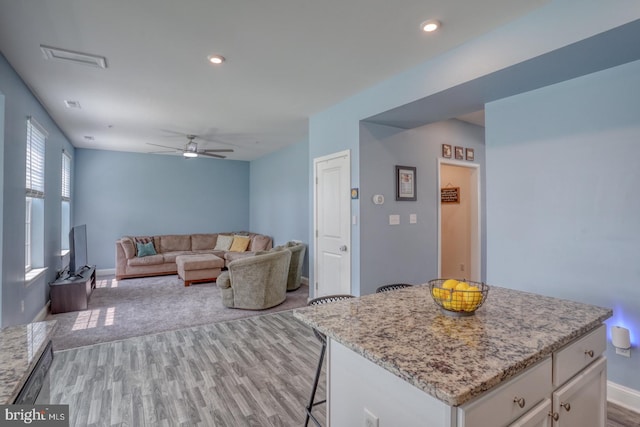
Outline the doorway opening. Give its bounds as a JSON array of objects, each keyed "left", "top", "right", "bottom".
[{"left": 438, "top": 160, "right": 481, "bottom": 282}]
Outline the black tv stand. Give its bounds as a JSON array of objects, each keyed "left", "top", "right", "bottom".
[{"left": 49, "top": 266, "right": 96, "bottom": 314}]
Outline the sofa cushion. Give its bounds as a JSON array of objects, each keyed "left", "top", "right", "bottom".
[
  {"left": 250, "top": 234, "right": 272, "bottom": 251},
  {"left": 136, "top": 241, "right": 157, "bottom": 257},
  {"left": 132, "top": 236, "right": 155, "bottom": 255},
  {"left": 157, "top": 235, "right": 191, "bottom": 253},
  {"left": 128, "top": 254, "right": 164, "bottom": 266},
  {"left": 161, "top": 251, "right": 193, "bottom": 263},
  {"left": 214, "top": 235, "right": 233, "bottom": 251},
  {"left": 191, "top": 234, "right": 218, "bottom": 251},
  {"left": 230, "top": 235, "right": 251, "bottom": 252},
  {"left": 121, "top": 237, "right": 136, "bottom": 259}
]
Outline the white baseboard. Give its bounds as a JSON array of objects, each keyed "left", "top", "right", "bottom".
[
  {"left": 97, "top": 268, "right": 116, "bottom": 276},
  {"left": 33, "top": 301, "right": 50, "bottom": 323},
  {"left": 608, "top": 381, "right": 640, "bottom": 413}
]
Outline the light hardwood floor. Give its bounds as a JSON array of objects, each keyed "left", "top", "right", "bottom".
[{"left": 44, "top": 311, "right": 639, "bottom": 426}]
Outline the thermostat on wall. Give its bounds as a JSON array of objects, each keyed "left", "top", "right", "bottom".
[{"left": 372, "top": 195, "right": 384, "bottom": 205}]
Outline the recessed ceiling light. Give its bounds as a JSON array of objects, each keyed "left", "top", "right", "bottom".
[
  {"left": 207, "top": 54, "right": 225, "bottom": 65},
  {"left": 420, "top": 19, "right": 441, "bottom": 32}
]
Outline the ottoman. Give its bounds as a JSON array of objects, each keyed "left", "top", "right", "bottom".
[{"left": 176, "top": 254, "right": 225, "bottom": 287}]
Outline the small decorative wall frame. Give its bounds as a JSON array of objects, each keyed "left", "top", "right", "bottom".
[
  {"left": 466, "top": 148, "right": 475, "bottom": 161},
  {"left": 442, "top": 144, "right": 452, "bottom": 158},
  {"left": 454, "top": 146, "right": 464, "bottom": 160},
  {"left": 395, "top": 165, "right": 416, "bottom": 201}
]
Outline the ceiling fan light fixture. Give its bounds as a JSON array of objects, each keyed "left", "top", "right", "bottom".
[
  {"left": 420, "top": 19, "right": 441, "bottom": 33},
  {"left": 207, "top": 54, "right": 225, "bottom": 65},
  {"left": 183, "top": 151, "right": 198, "bottom": 158}
]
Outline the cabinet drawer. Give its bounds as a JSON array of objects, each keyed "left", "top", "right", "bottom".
[
  {"left": 459, "top": 357, "right": 552, "bottom": 427},
  {"left": 553, "top": 324, "right": 605, "bottom": 387}
]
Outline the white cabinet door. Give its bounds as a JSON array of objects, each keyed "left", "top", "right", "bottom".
[
  {"left": 551, "top": 357, "right": 606, "bottom": 427},
  {"left": 510, "top": 399, "right": 552, "bottom": 427}
]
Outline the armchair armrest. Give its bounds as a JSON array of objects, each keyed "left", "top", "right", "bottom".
[{"left": 216, "top": 271, "right": 231, "bottom": 289}]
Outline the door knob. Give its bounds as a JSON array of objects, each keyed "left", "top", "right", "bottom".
[{"left": 339, "top": 245, "right": 348, "bottom": 252}]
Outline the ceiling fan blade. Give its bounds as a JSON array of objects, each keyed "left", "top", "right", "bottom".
[
  {"left": 199, "top": 152, "right": 226, "bottom": 159},
  {"left": 148, "top": 150, "right": 177, "bottom": 154},
  {"left": 202, "top": 148, "right": 234, "bottom": 153},
  {"left": 147, "top": 142, "right": 180, "bottom": 151}
]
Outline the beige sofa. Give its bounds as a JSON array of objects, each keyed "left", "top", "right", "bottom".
[{"left": 115, "top": 232, "right": 272, "bottom": 280}]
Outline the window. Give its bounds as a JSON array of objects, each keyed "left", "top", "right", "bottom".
[
  {"left": 61, "top": 151, "right": 71, "bottom": 250},
  {"left": 25, "top": 117, "right": 47, "bottom": 272}
]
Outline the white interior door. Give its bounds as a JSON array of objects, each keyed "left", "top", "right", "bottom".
[{"left": 314, "top": 150, "right": 351, "bottom": 298}]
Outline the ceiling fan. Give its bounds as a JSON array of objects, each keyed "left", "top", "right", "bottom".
[{"left": 147, "top": 135, "right": 234, "bottom": 159}]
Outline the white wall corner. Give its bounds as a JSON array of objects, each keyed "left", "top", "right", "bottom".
[{"left": 608, "top": 381, "right": 640, "bottom": 414}]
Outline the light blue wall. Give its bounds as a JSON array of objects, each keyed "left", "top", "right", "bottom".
[
  {"left": 1, "top": 53, "right": 75, "bottom": 327},
  {"left": 250, "top": 139, "right": 309, "bottom": 276},
  {"left": 485, "top": 59, "right": 640, "bottom": 390},
  {"left": 74, "top": 149, "right": 250, "bottom": 270},
  {"left": 359, "top": 120, "right": 485, "bottom": 295}
]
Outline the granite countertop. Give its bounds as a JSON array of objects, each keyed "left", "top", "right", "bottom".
[
  {"left": 294, "top": 285, "right": 612, "bottom": 407},
  {"left": 0, "top": 320, "right": 57, "bottom": 404}
]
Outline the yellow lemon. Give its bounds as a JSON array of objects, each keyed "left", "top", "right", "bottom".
[
  {"left": 442, "top": 279, "right": 458, "bottom": 290},
  {"left": 463, "top": 286, "right": 483, "bottom": 311},
  {"left": 451, "top": 290, "right": 465, "bottom": 311},
  {"left": 455, "top": 282, "right": 470, "bottom": 291}
]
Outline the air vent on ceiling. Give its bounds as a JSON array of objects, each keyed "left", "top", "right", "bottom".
[
  {"left": 40, "top": 45, "right": 107, "bottom": 69},
  {"left": 64, "top": 100, "right": 81, "bottom": 109}
]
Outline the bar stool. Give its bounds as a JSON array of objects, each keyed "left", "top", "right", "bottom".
[
  {"left": 375, "top": 283, "right": 413, "bottom": 293},
  {"left": 305, "top": 294, "right": 354, "bottom": 427}
]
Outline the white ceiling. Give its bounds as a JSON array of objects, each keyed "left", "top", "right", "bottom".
[{"left": 0, "top": 1, "right": 544, "bottom": 160}]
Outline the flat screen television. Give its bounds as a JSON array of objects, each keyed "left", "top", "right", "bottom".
[{"left": 69, "top": 224, "right": 88, "bottom": 273}]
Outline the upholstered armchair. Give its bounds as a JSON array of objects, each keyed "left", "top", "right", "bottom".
[
  {"left": 216, "top": 249, "right": 291, "bottom": 310},
  {"left": 284, "top": 241, "right": 306, "bottom": 291}
]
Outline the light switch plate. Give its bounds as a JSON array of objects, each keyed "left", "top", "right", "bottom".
[
  {"left": 389, "top": 214, "right": 400, "bottom": 225},
  {"left": 409, "top": 213, "right": 417, "bottom": 224}
]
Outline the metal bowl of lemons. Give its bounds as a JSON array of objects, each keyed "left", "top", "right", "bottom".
[{"left": 428, "top": 278, "right": 489, "bottom": 317}]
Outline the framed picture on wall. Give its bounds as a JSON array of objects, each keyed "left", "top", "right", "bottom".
[
  {"left": 466, "top": 148, "right": 475, "bottom": 161},
  {"left": 442, "top": 144, "right": 452, "bottom": 158},
  {"left": 454, "top": 146, "right": 464, "bottom": 160},
  {"left": 395, "top": 165, "right": 417, "bottom": 201}
]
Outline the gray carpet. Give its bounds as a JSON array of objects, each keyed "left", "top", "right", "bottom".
[{"left": 46, "top": 274, "right": 310, "bottom": 351}]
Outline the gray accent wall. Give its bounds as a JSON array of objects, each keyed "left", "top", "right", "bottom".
[
  {"left": 359, "top": 120, "right": 485, "bottom": 295},
  {"left": 73, "top": 149, "right": 250, "bottom": 270},
  {"left": 1, "top": 53, "right": 75, "bottom": 327},
  {"left": 485, "top": 59, "right": 640, "bottom": 390},
  {"left": 250, "top": 139, "right": 309, "bottom": 276}
]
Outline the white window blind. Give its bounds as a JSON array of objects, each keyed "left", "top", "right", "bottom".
[
  {"left": 26, "top": 117, "right": 47, "bottom": 198},
  {"left": 62, "top": 151, "right": 71, "bottom": 201}
]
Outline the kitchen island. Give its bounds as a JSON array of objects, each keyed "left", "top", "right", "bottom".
[{"left": 294, "top": 285, "right": 612, "bottom": 426}]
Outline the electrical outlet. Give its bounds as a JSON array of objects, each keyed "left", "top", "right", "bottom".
[{"left": 364, "top": 408, "right": 379, "bottom": 427}]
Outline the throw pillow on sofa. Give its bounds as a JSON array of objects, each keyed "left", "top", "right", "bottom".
[
  {"left": 136, "top": 241, "right": 157, "bottom": 257},
  {"left": 214, "top": 235, "right": 234, "bottom": 251},
  {"left": 229, "top": 235, "right": 251, "bottom": 252}
]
